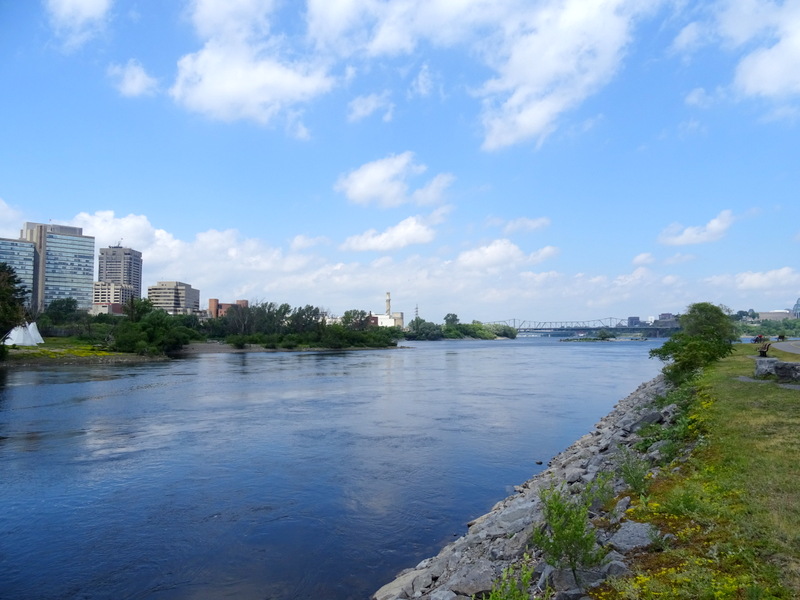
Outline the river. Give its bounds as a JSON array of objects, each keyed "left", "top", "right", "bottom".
[{"left": 0, "top": 337, "right": 663, "bottom": 599}]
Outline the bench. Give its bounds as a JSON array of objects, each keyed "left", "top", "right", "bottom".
[{"left": 758, "top": 343, "right": 771, "bottom": 357}]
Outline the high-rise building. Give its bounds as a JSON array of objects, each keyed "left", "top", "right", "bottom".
[
  {"left": 21, "top": 222, "right": 95, "bottom": 311},
  {"left": 92, "top": 281, "right": 138, "bottom": 307},
  {"left": 98, "top": 246, "right": 142, "bottom": 298},
  {"left": 0, "top": 237, "right": 36, "bottom": 307},
  {"left": 147, "top": 281, "right": 200, "bottom": 315}
]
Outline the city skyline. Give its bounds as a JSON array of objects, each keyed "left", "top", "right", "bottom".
[{"left": 1, "top": 1, "right": 799, "bottom": 322}]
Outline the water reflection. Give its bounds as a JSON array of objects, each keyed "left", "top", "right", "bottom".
[{"left": 0, "top": 338, "right": 663, "bottom": 599}]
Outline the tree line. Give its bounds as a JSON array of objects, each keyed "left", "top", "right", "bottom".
[{"left": 0, "top": 263, "right": 516, "bottom": 357}]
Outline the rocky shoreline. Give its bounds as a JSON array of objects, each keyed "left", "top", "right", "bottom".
[{"left": 374, "top": 374, "right": 674, "bottom": 600}]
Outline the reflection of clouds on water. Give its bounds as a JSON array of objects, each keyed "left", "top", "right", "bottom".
[{"left": 0, "top": 338, "right": 664, "bottom": 600}]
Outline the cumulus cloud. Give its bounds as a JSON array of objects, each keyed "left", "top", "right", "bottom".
[
  {"left": 664, "top": 253, "right": 695, "bottom": 265},
  {"left": 478, "top": 1, "right": 655, "bottom": 150},
  {"left": 290, "top": 234, "right": 328, "bottom": 251},
  {"left": 632, "top": 252, "right": 654, "bottom": 265},
  {"left": 171, "top": 39, "right": 333, "bottom": 125},
  {"left": 456, "top": 239, "right": 557, "bottom": 272},
  {"left": 340, "top": 216, "right": 435, "bottom": 251},
  {"left": 335, "top": 152, "right": 454, "bottom": 208},
  {"left": 46, "top": 0, "right": 111, "bottom": 49},
  {"left": 0, "top": 198, "right": 24, "bottom": 238},
  {"left": 730, "top": 267, "right": 800, "bottom": 290},
  {"left": 503, "top": 216, "right": 551, "bottom": 234},
  {"left": 658, "top": 210, "right": 735, "bottom": 245},
  {"left": 711, "top": 0, "right": 800, "bottom": 102},
  {"left": 306, "top": 0, "right": 659, "bottom": 149},
  {"left": 347, "top": 91, "right": 394, "bottom": 122},
  {"left": 107, "top": 59, "right": 158, "bottom": 97},
  {"left": 170, "top": 0, "right": 333, "bottom": 127}
]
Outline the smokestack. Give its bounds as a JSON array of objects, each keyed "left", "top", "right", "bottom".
[{"left": 386, "top": 292, "right": 391, "bottom": 315}]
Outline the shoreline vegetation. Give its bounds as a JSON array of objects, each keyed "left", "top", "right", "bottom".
[{"left": 2, "top": 298, "right": 517, "bottom": 361}]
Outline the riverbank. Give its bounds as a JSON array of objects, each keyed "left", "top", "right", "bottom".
[
  {"left": 374, "top": 374, "right": 673, "bottom": 600},
  {"left": 374, "top": 344, "right": 800, "bottom": 599}
]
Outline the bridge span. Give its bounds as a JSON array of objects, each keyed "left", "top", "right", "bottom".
[{"left": 488, "top": 318, "right": 679, "bottom": 337}]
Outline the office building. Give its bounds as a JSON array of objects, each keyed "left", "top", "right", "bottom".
[
  {"left": 21, "top": 222, "right": 95, "bottom": 311},
  {"left": 0, "top": 237, "right": 36, "bottom": 307},
  {"left": 92, "top": 281, "right": 137, "bottom": 309},
  {"left": 98, "top": 246, "right": 142, "bottom": 298},
  {"left": 148, "top": 281, "right": 200, "bottom": 315}
]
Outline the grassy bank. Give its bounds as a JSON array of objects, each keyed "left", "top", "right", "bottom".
[
  {"left": 1, "top": 337, "right": 162, "bottom": 365},
  {"left": 596, "top": 344, "right": 800, "bottom": 599}
]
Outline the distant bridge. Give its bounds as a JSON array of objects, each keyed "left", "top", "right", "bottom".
[{"left": 488, "top": 318, "right": 679, "bottom": 337}]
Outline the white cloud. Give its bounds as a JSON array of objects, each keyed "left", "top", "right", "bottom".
[
  {"left": 732, "top": 267, "right": 800, "bottom": 290},
  {"left": 46, "top": 0, "right": 111, "bottom": 49},
  {"left": 347, "top": 91, "right": 394, "bottom": 122},
  {"left": 0, "top": 198, "right": 23, "bottom": 238},
  {"left": 658, "top": 210, "right": 735, "bottom": 245},
  {"left": 290, "top": 234, "right": 328, "bottom": 251},
  {"left": 530, "top": 245, "right": 560, "bottom": 264},
  {"left": 456, "top": 239, "right": 557, "bottom": 272},
  {"left": 335, "top": 152, "right": 454, "bottom": 208},
  {"left": 478, "top": 1, "right": 656, "bottom": 150},
  {"left": 409, "top": 63, "right": 433, "bottom": 98},
  {"left": 170, "top": 0, "right": 333, "bottom": 127},
  {"left": 670, "top": 21, "right": 706, "bottom": 55},
  {"left": 632, "top": 252, "right": 654, "bottom": 265},
  {"left": 305, "top": 0, "right": 660, "bottom": 149},
  {"left": 410, "top": 173, "right": 456, "bottom": 206},
  {"left": 685, "top": 87, "right": 717, "bottom": 108},
  {"left": 503, "top": 217, "right": 551, "bottom": 234},
  {"left": 33, "top": 209, "right": 795, "bottom": 322},
  {"left": 712, "top": 0, "right": 800, "bottom": 101},
  {"left": 664, "top": 252, "right": 695, "bottom": 265},
  {"left": 107, "top": 59, "right": 158, "bottom": 97},
  {"left": 340, "top": 216, "right": 435, "bottom": 251},
  {"left": 171, "top": 39, "right": 334, "bottom": 125}
]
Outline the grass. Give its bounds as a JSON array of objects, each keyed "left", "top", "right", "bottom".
[
  {"left": 594, "top": 344, "right": 800, "bottom": 599},
  {"left": 2, "top": 336, "right": 123, "bottom": 362}
]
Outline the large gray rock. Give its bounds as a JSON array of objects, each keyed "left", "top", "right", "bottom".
[
  {"left": 754, "top": 358, "right": 778, "bottom": 377},
  {"left": 609, "top": 521, "right": 658, "bottom": 553},
  {"left": 775, "top": 361, "right": 800, "bottom": 382},
  {"left": 447, "top": 559, "right": 496, "bottom": 597},
  {"left": 374, "top": 568, "right": 420, "bottom": 600}
]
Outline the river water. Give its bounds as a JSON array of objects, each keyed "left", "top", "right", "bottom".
[{"left": 0, "top": 337, "right": 663, "bottom": 599}]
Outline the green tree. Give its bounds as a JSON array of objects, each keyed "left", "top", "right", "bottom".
[
  {"left": 44, "top": 298, "right": 79, "bottom": 324},
  {"left": 533, "top": 479, "right": 610, "bottom": 586},
  {"left": 341, "top": 309, "right": 370, "bottom": 330},
  {"left": 596, "top": 328, "right": 615, "bottom": 340},
  {"left": 444, "top": 313, "right": 460, "bottom": 327},
  {"left": 650, "top": 302, "right": 737, "bottom": 384},
  {"left": 0, "top": 263, "right": 28, "bottom": 355},
  {"left": 405, "top": 317, "right": 443, "bottom": 340},
  {"left": 122, "top": 297, "right": 155, "bottom": 323}
]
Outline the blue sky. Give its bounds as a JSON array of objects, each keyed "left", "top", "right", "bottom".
[{"left": 1, "top": 0, "right": 799, "bottom": 323}]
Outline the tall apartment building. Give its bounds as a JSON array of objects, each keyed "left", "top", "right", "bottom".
[
  {"left": 147, "top": 281, "right": 200, "bottom": 315},
  {"left": 20, "top": 222, "right": 95, "bottom": 311},
  {"left": 98, "top": 246, "right": 142, "bottom": 297},
  {"left": 0, "top": 237, "right": 36, "bottom": 307},
  {"left": 92, "top": 245, "right": 143, "bottom": 313}
]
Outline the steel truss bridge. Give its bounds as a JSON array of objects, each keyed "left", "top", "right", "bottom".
[{"left": 488, "top": 317, "right": 679, "bottom": 337}]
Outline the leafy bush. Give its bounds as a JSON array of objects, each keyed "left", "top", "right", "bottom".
[
  {"left": 650, "top": 302, "right": 737, "bottom": 384},
  {"left": 533, "top": 478, "right": 610, "bottom": 585}
]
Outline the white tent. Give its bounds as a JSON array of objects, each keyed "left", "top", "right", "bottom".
[
  {"left": 27, "top": 322, "right": 45, "bottom": 344},
  {"left": 3, "top": 323, "right": 44, "bottom": 346}
]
